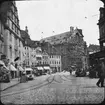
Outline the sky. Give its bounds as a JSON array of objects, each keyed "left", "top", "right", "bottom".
[{"left": 16, "top": 0, "right": 104, "bottom": 46}]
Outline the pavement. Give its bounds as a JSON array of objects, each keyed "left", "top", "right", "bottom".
[
  {"left": 1, "top": 72, "right": 105, "bottom": 104},
  {"left": 0, "top": 74, "right": 51, "bottom": 92},
  {"left": 0, "top": 78, "right": 20, "bottom": 91}
]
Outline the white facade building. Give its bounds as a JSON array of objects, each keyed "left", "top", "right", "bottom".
[
  {"left": 49, "top": 54, "right": 61, "bottom": 72},
  {"left": 24, "top": 46, "right": 32, "bottom": 67}
]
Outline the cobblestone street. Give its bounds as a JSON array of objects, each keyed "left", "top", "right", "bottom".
[{"left": 1, "top": 72, "right": 105, "bottom": 104}]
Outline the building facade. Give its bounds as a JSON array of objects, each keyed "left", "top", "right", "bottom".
[
  {"left": 0, "top": 19, "right": 5, "bottom": 58},
  {"left": 21, "top": 26, "right": 33, "bottom": 67},
  {"left": 0, "top": 1, "right": 12, "bottom": 59},
  {"left": 0, "top": 1, "right": 24, "bottom": 64},
  {"left": 49, "top": 54, "right": 61, "bottom": 72},
  {"left": 40, "top": 41, "right": 62, "bottom": 72},
  {"left": 42, "top": 50, "right": 50, "bottom": 65},
  {"left": 41, "top": 27, "right": 89, "bottom": 70},
  {"left": 98, "top": 0, "right": 105, "bottom": 52},
  {"left": 89, "top": 0, "right": 105, "bottom": 67}
]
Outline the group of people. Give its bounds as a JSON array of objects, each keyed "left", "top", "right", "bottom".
[
  {"left": 68, "top": 60, "right": 105, "bottom": 87},
  {"left": 0, "top": 54, "right": 21, "bottom": 82},
  {"left": 0, "top": 55, "right": 11, "bottom": 82}
]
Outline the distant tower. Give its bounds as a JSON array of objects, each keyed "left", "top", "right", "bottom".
[
  {"left": 25, "top": 26, "right": 28, "bottom": 33},
  {"left": 70, "top": 26, "right": 74, "bottom": 33}
]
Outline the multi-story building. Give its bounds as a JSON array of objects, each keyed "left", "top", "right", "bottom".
[
  {"left": 0, "top": 1, "right": 12, "bottom": 59},
  {"left": 0, "top": 19, "right": 5, "bottom": 58},
  {"left": 49, "top": 54, "right": 61, "bottom": 72},
  {"left": 30, "top": 41, "right": 41, "bottom": 68},
  {"left": 21, "top": 26, "right": 32, "bottom": 67},
  {"left": 98, "top": 0, "right": 105, "bottom": 52},
  {"left": 40, "top": 41, "right": 62, "bottom": 72},
  {"left": 41, "top": 27, "right": 88, "bottom": 70},
  {"left": 42, "top": 50, "right": 49, "bottom": 65},
  {"left": 21, "top": 27, "right": 44, "bottom": 68},
  {"left": 0, "top": 1, "right": 24, "bottom": 64},
  {"left": 89, "top": 0, "right": 105, "bottom": 67},
  {"left": 35, "top": 47, "right": 43, "bottom": 65}
]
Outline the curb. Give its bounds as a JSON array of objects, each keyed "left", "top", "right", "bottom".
[{"left": 0, "top": 82, "right": 20, "bottom": 92}]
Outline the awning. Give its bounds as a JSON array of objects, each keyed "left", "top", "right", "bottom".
[
  {"left": 36, "top": 55, "right": 42, "bottom": 57},
  {"left": 37, "top": 67, "right": 43, "bottom": 70},
  {"left": 0, "top": 60, "right": 5, "bottom": 66},
  {"left": 25, "top": 68, "right": 33, "bottom": 71},
  {"left": 3, "top": 65, "right": 9, "bottom": 71},
  {"left": 43, "top": 66, "right": 50, "bottom": 70},
  {"left": 18, "top": 66, "right": 24, "bottom": 71},
  {"left": 10, "top": 65, "right": 17, "bottom": 71}
]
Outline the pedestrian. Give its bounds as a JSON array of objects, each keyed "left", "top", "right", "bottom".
[
  {"left": 96, "top": 60, "right": 105, "bottom": 87},
  {"left": 69, "top": 69, "right": 72, "bottom": 75}
]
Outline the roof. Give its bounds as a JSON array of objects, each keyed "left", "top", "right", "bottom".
[
  {"left": 41, "top": 31, "right": 71, "bottom": 45},
  {"left": 10, "top": 64, "right": 17, "bottom": 71},
  {"left": 40, "top": 27, "right": 84, "bottom": 45},
  {"left": 21, "top": 30, "right": 40, "bottom": 47},
  {"left": 88, "top": 44, "right": 100, "bottom": 52}
]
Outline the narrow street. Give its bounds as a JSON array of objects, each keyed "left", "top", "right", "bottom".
[{"left": 1, "top": 72, "right": 104, "bottom": 104}]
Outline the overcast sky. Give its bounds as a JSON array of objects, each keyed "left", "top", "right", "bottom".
[{"left": 16, "top": 0, "right": 103, "bottom": 46}]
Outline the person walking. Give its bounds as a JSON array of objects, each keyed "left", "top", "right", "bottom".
[
  {"left": 69, "top": 68, "right": 72, "bottom": 75},
  {"left": 96, "top": 60, "right": 105, "bottom": 87}
]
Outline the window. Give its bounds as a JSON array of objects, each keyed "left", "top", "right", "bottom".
[
  {"left": 15, "top": 26, "right": 17, "bottom": 33},
  {"left": 11, "top": 12, "right": 13, "bottom": 20},
  {"left": 16, "top": 28, "right": 18, "bottom": 34},
  {"left": 0, "top": 22, "right": 4, "bottom": 35},
  {"left": 10, "top": 47, "right": 12, "bottom": 58},
  {"left": 103, "top": 42, "right": 105, "bottom": 46},
  {"left": 0, "top": 43, "right": 3, "bottom": 53},
  {"left": 15, "top": 37, "right": 17, "bottom": 45},
  {"left": 12, "top": 23, "right": 14, "bottom": 30},
  {"left": 19, "top": 51, "right": 21, "bottom": 59},
  {"left": 17, "top": 20, "right": 19, "bottom": 26},
  {"left": 13, "top": 15, "right": 15, "bottom": 22},
  {"left": 14, "top": 17, "right": 16, "bottom": 23},
  {"left": 9, "top": 31, "right": 12, "bottom": 42},
  {"left": 12, "top": 6, "right": 14, "bottom": 13},
  {"left": 13, "top": 24, "right": 15, "bottom": 31}
]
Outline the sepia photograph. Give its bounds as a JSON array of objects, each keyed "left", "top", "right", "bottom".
[{"left": 0, "top": 0, "right": 105, "bottom": 104}]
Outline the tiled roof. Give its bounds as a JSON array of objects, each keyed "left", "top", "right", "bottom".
[
  {"left": 30, "top": 40, "right": 40, "bottom": 48},
  {"left": 40, "top": 28, "right": 84, "bottom": 45},
  {"left": 20, "top": 30, "right": 30, "bottom": 39},
  {"left": 88, "top": 44, "right": 100, "bottom": 52},
  {"left": 21, "top": 30, "right": 40, "bottom": 47}
]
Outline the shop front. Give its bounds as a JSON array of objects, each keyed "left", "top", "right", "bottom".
[
  {"left": 18, "top": 66, "right": 24, "bottom": 77},
  {"left": 89, "top": 50, "right": 105, "bottom": 67},
  {"left": 9, "top": 64, "right": 17, "bottom": 79},
  {"left": 43, "top": 66, "right": 51, "bottom": 74}
]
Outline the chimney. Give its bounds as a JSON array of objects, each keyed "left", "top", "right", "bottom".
[
  {"left": 70, "top": 26, "right": 74, "bottom": 33},
  {"left": 25, "top": 26, "right": 28, "bottom": 33}
]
